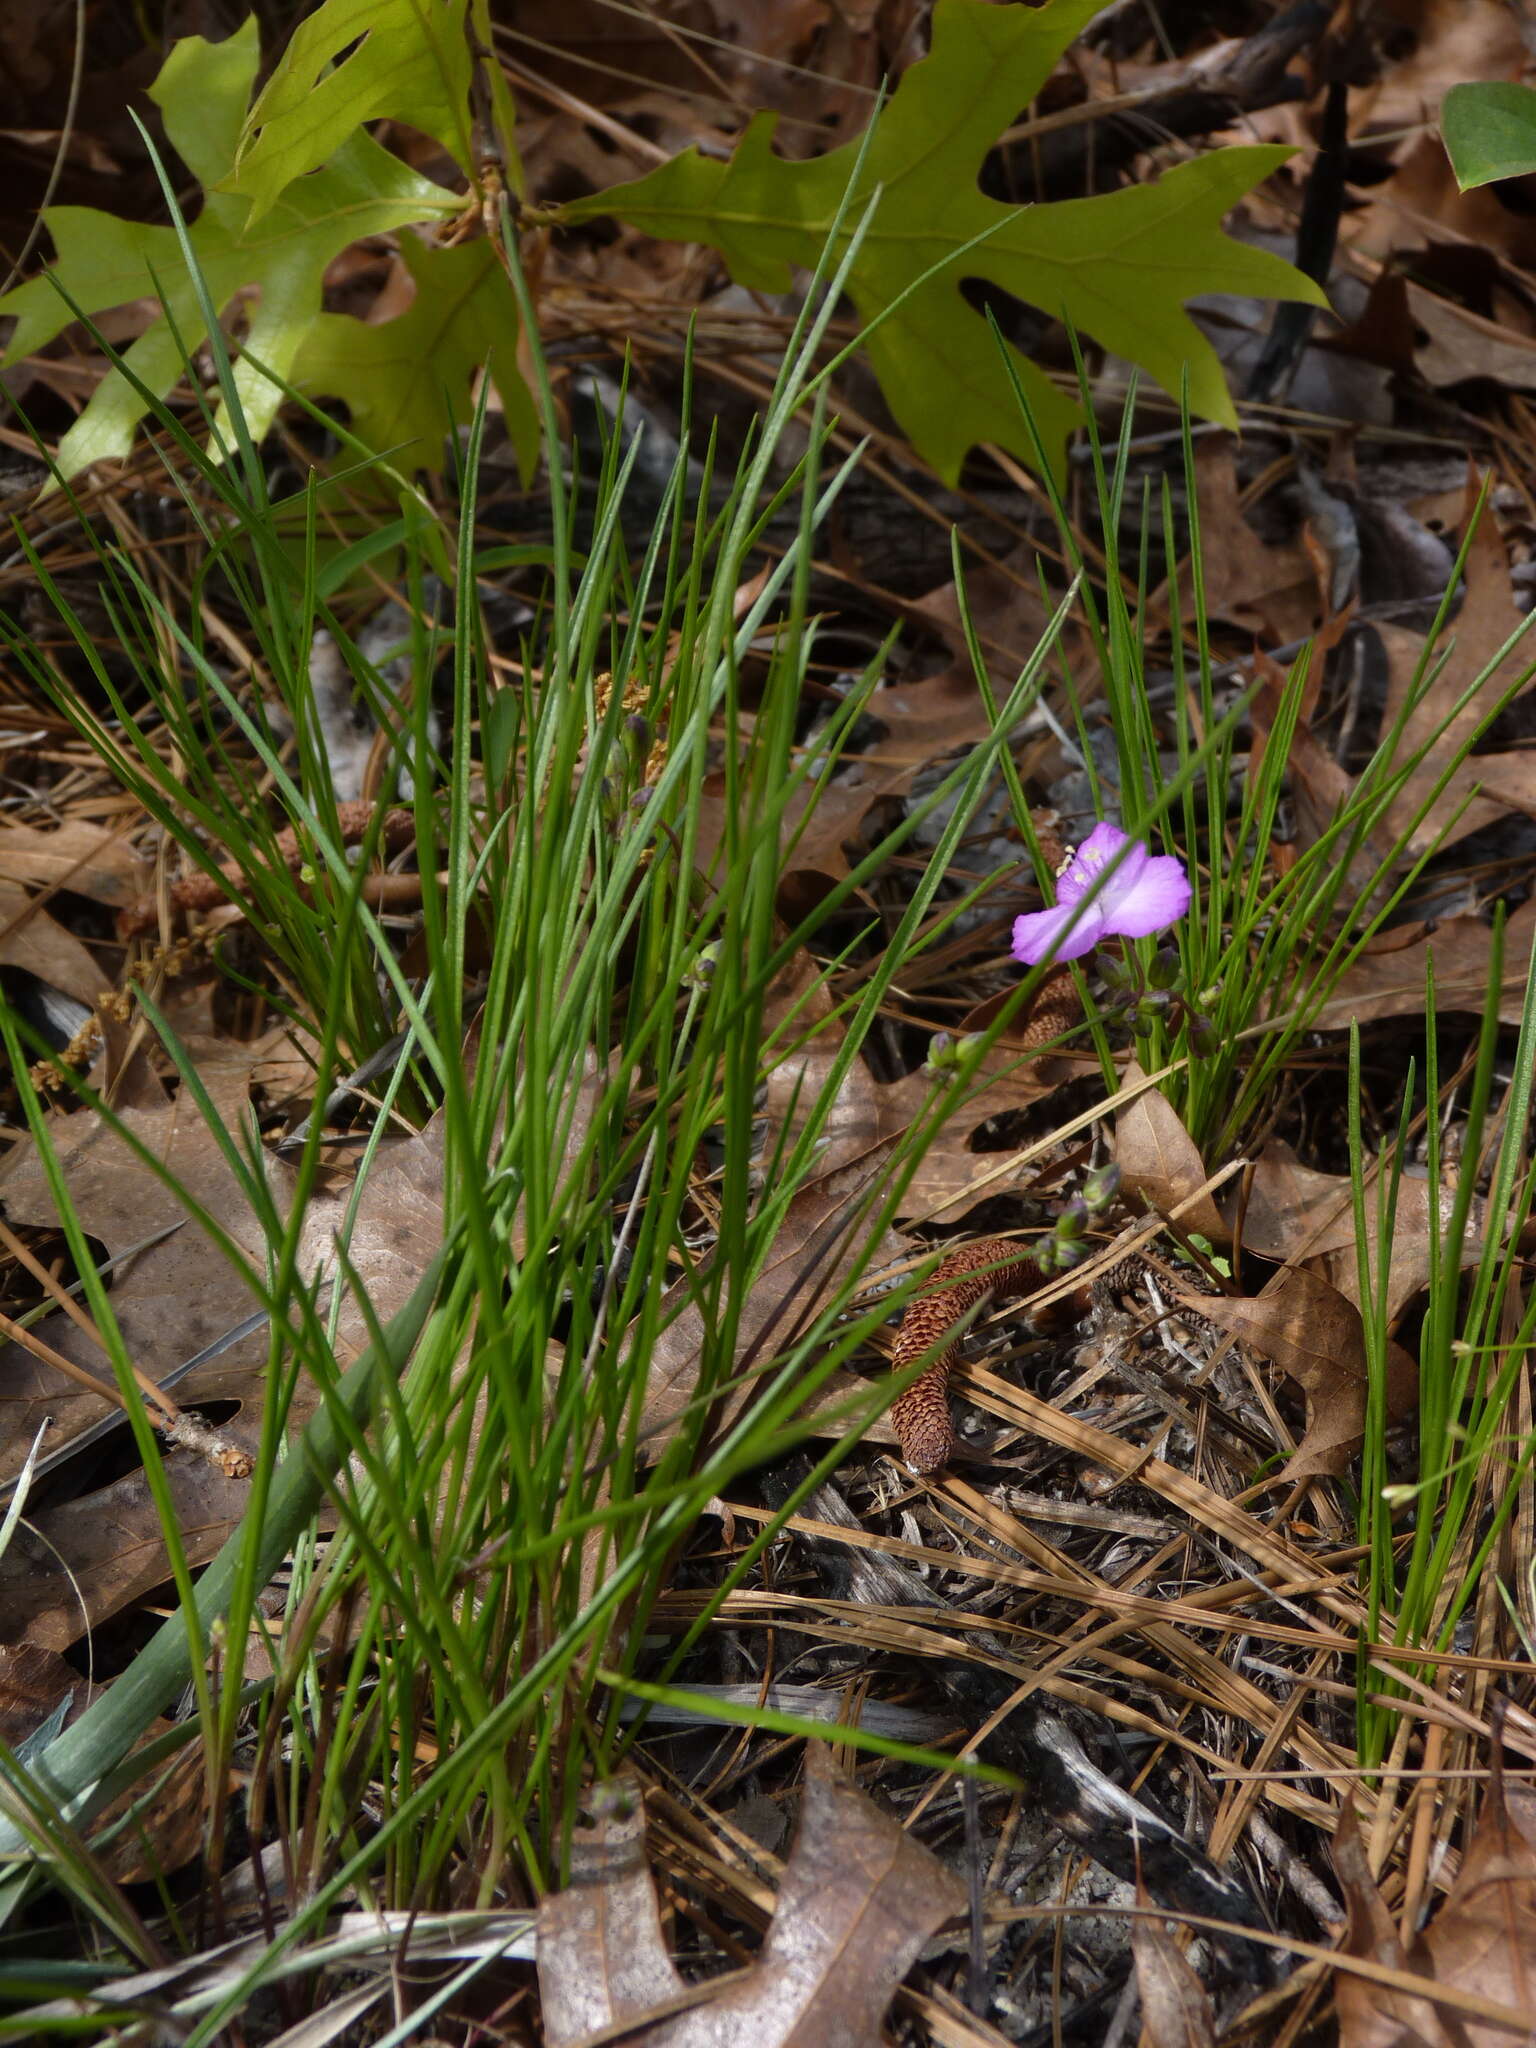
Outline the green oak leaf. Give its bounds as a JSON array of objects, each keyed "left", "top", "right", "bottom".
[
  {"left": 566, "top": 0, "right": 1326, "bottom": 482},
  {"left": 293, "top": 233, "right": 537, "bottom": 476},
  {"left": 0, "top": 17, "right": 532, "bottom": 482},
  {"left": 224, "top": 0, "right": 475, "bottom": 224}
]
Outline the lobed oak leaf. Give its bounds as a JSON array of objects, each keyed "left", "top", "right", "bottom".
[
  {"left": 566, "top": 0, "right": 1324, "bottom": 482},
  {"left": 1182, "top": 1266, "right": 1416, "bottom": 1479},
  {"left": 0, "top": 17, "right": 534, "bottom": 481},
  {"left": 223, "top": 0, "right": 477, "bottom": 222}
]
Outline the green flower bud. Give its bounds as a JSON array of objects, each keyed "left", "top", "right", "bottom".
[
  {"left": 684, "top": 943, "right": 719, "bottom": 990},
  {"left": 1056, "top": 1194, "right": 1089, "bottom": 1240},
  {"left": 1096, "top": 950, "right": 1135, "bottom": 992},
  {"left": 1186, "top": 1012, "right": 1219, "bottom": 1057},
  {"left": 1081, "top": 1162, "right": 1121, "bottom": 1212},
  {"left": 924, "top": 1031, "right": 957, "bottom": 1078},
  {"left": 1147, "top": 947, "right": 1181, "bottom": 991}
]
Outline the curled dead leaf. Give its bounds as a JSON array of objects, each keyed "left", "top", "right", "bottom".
[
  {"left": 1179, "top": 1267, "right": 1416, "bottom": 1479},
  {"left": 1321, "top": 900, "right": 1536, "bottom": 1031},
  {"left": 0, "top": 1058, "right": 449, "bottom": 1646},
  {"left": 537, "top": 1774, "right": 684, "bottom": 2045},
  {"left": 538, "top": 1745, "right": 964, "bottom": 2047},
  {"left": 1182, "top": 436, "right": 1315, "bottom": 644},
  {"left": 1131, "top": 1887, "right": 1217, "bottom": 2048},
  {"left": 1237, "top": 1140, "right": 1483, "bottom": 1321},
  {"left": 0, "top": 820, "right": 148, "bottom": 907},
  {"left": 1332, "top": 1780, "right": 1536, "bottom": 2048},
  {"left": 1115, "top": 1066, "right": 1230, "bottom": 1244},
  {"left": 1407, "top": 1773, "right": 1536, "bottom": 2047},
  {"left": 1332, "top": 1806, "right": 1449, "bottom": 2048},
  {"left": 0, "top": 880, "right": 109, "bottom": 1012}
]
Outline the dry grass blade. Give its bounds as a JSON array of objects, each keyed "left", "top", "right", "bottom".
[{"left": 962, "top": 1367, "right": 1368, "bottom": 1630}]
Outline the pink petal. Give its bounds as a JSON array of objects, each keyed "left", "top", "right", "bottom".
[
  {"left": 1076, "top": 821, "right": 1129, "bottom": 864},
  {"left": 1101, "top": 852, "right": 1191, "bottom": 939},
  {"left": 1012, "top": 900, "right": 1106, "bottom": 965},
  {"left": 1056, "top": 821, "right": 1137, "bottom": 907}
]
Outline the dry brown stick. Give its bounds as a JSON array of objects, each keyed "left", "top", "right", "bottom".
[
  {"left": 117, "top": 802, "right": 417, "bottom": 938},
  {"left": 0, "top": 1217, "right": 183, "bottom": 1426},
  {"left": 0, "top": 1305, "right": 180, "bottom": 1430}
]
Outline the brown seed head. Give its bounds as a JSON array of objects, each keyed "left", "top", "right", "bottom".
[{"left": 888, "top": 1238, "right": 1037, "bottom": 1474}]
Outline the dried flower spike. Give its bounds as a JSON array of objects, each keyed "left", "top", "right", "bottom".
[
  {"left": 889, "top": 1239, "right": 1036, "bottom": 1474},
  {"left": 1012, "top": 822, "right": 1190, "bottom": 967}
]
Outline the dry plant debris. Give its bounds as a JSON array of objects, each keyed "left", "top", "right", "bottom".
[
  {"left": 0, "top": 1045, "right": 446, "bottom": 1647},
  {"left": 1332, "top": 1779, "right": 1536, "bottom": 2047},
  {"left": 537, "top": 1748, "right": 965, "bottom": 2046},
  {"left": 2, "top": 2, "right": 1536, "bottom": 2043},
  {"left": 1131, "top": 1884, "right": 1219, "bottom": 2048}
]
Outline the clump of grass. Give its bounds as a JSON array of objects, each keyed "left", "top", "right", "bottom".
[
  {"left": 0, "top": 186, "right": 1095, "bottom": 2031},
  {"left": 1352, "top": 931, "right": 1536, "bottom": 1770},
  {"left": 979, "top": 349, "right": 1536, "bottom": 1790}
]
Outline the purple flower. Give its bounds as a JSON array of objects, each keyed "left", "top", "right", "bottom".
[{"left": 1012, "top": 822, "right": 1191, "bottom": 966}]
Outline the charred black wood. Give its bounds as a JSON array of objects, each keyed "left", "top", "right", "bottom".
[
  {"left": 1248, "top": 70, "right": 1351, "bottom": 401},
  {"left": 991, "top": 3, "right": 1329, "bottom": 204}
]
